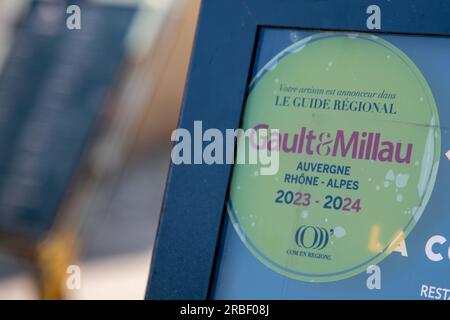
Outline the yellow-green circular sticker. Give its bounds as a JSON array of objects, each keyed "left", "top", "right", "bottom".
[{"left": 228, "top": 32, "right": 440, "bottom": 282}]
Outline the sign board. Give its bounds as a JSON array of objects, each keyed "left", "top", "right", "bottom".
[{"left": 146, "top": 0, "right": 450, "bottom": 300}]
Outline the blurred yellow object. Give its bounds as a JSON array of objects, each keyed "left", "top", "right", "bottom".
[{"left": 35, "top": 230, "right": 79, "bottom": 300}]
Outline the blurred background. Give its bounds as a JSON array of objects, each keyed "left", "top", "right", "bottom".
[{"left": 0, "top": 0, "right": 200, "bottom": 299}]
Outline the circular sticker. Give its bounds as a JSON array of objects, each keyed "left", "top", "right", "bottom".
[{"left": 228, "top": 32, "right": 440, "bottom": 282}]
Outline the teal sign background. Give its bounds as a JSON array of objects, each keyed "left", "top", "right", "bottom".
[{"left": 213, "top": 29, "right": 450, "bottom": 299}]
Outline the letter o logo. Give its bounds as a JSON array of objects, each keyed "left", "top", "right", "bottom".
[{"left": 295, "top": 225, "right": 329, "bottom": 250}]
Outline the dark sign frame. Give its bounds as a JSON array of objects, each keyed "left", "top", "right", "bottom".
[{"left": 145, "top": 0, "right": 450, "bottom": 300}]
